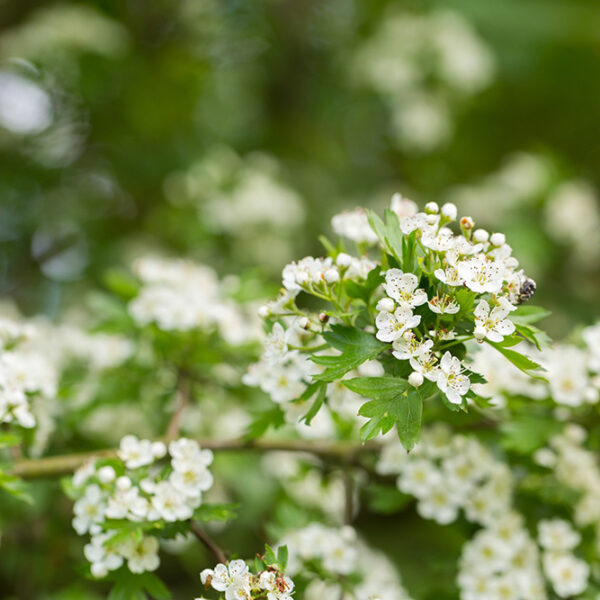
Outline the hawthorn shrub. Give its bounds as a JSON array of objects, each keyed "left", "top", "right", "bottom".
[{"left": 2, "top": 196, "right": 600, "bottom": 600}]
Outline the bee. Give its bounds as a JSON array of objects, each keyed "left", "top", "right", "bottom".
[{"left": 517, "top": 277, "right": 536, "bottom": 304}]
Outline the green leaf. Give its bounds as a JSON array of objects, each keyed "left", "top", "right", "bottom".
[
  {"left": 139, "top": 573, "right": 172, "bottom": 600},
  {"left": 343, "top": 376, "right": 422, "bottom": 449},
  {"left": 367, "top": 209, "right": 403, "bottom": 263},
  {"left": 0, "top": 472, "right": 33, "bottom": 504},
  {"left": 0, "top": 432, "right": 21, "bottom": 449},
  {"left": 395, "top": 388, "right": 423, "bottom": 451},
  {"left": 300, "top": 383, "right": 326, "bottom": 425},
  {"left": 515, "top": 323, "right": 551, "bottom": 351},
  {"left": 345, "top": 266, "right": 383, "bottom": 304},
  {"left": 277, "top": 545, "right": 289, "bottom": 570},
  {"left": 366, "top": 483, "right": 412, "bottom": 514},
  {"left": 193, "top": 503, "right": 238, "bottom": 523},
  {"left": 243, "top": 406, "right": 285, "bottom": 441},
  {"left": 487, "top": 341, "right": 544, "bottom": 376},
  {"left": 501, "top": 416, "right": 562, "bottom": 454},
  {"left": 312, "top": 325, "right": 388, "bottom": 382},
  {"left": 510, "top": 305, "right": 551, "bottom": 325},
  {"left": 264, "top": 544, "right": 277, "bottom": 565},
  {"left": 103, "top": 268, "right": 140, "bottom": 300}
]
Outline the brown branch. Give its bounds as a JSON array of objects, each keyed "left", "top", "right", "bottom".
[
  {"left": 11, "top": 438, "right": 380, "bottom": 480},
  {"left": 191, "top": 521, "right": 227, "bottom": 564}
]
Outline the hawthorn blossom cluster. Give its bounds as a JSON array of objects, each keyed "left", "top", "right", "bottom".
[
  {"left": 164, "top": 146, "right": 305, "bottom": 268},
  {"left": 470, "top": 341, "right": 546, "bottom": 407},
  {"left": 253, "top": 195, "right": 536, "bottom": 419},
  {"left": 377, "top": 425, "right": 512, "bottom": 525},
  {"left": 447, "top": 151, "right": 600, "bottom": 265},
  {"left": 535, "top": 425, "right": 600, "bottom": 536},
  {"left": 199, "top": 559, "right": 294, "bottom": 600},
  {"left": 243, "top": 316, "right": 384, "bottom": 437},
  {"left": 538, "top": 519, "right": 589, "bottom": 598},
  {"left": 70, "top": 436, "right": 213, "bottom": 577},
  {"left": 540, "top": 324, "right": 600, "bottom": 406},
  {"left": 263, "top": 452, "right": 350, "bottom": 523},
  {"left": 0, "top": 310, "right": 134, "bottom": 457},
  {"left": 0, "top": 317, "right": 56, "bottom": 430},
  {"left": 278, "top": 524, "right": 412, "bottom": 600},
  {"left": 458, "top": 514, "right": 546, "bottom": 600},
  {"left": 353, "top": 9, "right": 494, "bottom": 152},
  {"left": 471, "top": 322, "right": 600, "bottom": 408},
  {"left": 129, "top": 256, "right": 260, "bottom": 344}
]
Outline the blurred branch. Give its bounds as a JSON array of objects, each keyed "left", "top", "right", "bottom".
[
  {"left": 11, "top": 438, "right": 380, "bottom": 480},
  {"left": 191, "top": 521, "right": 227, "bottom": 565}
]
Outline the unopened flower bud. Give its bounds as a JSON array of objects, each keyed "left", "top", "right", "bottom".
[
  {"left": 116, "top": 476, "right": 132, "bottom": 491},
  {"left": 152, "top": 441, "right": 167, "bottom": 458},
  {"left": 490, "top": 232, "right": 506, "bottom": 246},
  {"left": 324, "top": 269, "right": 340, "bottom": 283},
  {"left": 299, "top": 317, "right": 310, "bottom": 330},
  {"left": 408, "top": 372, "right": 424, "bottom": 387},
  {"left": 473, "top": 229, "right": 489, "bottom": 243},
  {"left": 336, "top": 252, "right": 352, "bottom": 267},
  {"left": 460, "top": 216, "right": 474, "bottom": 231},
  {"left": 258, "top": 305, "right": 270, "bottom": 318},
  {"left": 376, "top": 297, "right": 395, "bottom": 313},
  {"left": 425, "top": 202, "right": 439, "bottom": 214},
  {"left": 319, "top": 312, "right": 329, "bottom": 323},
  {"left": 441, "top": 202, "right": 457, "bottom": 220},
  {"left": 97, "top": 466, "right": 116, "bottom": 484}
]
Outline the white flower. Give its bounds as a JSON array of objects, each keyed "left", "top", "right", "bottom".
[
  {"left": 473, "top": 299, "right": 516, "bottom": 343},
  {"left": 397, "top": 459, "right": 441, "bottom": 497},
  {"left": 409, "top": 351, "right": 440, "bottom": 383},
  {"left": 375, "top": 306, "right": 421, "bottom": 343},
  {"left": 390, "top": 193, "right": 418, "bottom": 218},
  {"left": 436, "top": 352, "right": 470, "bottom": 404},
  {"left": 282, "top": 257, "right": 338, "bottom": 292},
  {"left": 382, "top": 269, "right": 427, "bottom": 308},
  {"left": 543, "top": 552, "right": 589, "bottom": 598},
  {"left": 331, "top": 208, "right": 378, "bottom": 245},
  {"left": 538, "top": 519, "right": 580, "bottom": 552},
  {"left": 392, "top": 332, "right": 433, "bottom": 361},
  {"left": 583, "top": 323, "right": 600, "bottom": 372},
  {"left": 105, "top": 486, "right": 146, "bottom": 520},
  {"left": 121, "top": 535, "right": 160, "bottom": 574},
  {"left": 434, "top": 265, "right": 463, "bottom": 287},
  {"left": 169, "top": 438, "right": 213, "bottom": 472},
  {"left": 151, "top": 481, "right": 194, "bottom": 522},
  {"left": 0, "top": 387, "right": 35, "bottom": 428},
  {"left": 457, "top": 255, "right": 504, "bottom": 294},
  {"left": 170, "top": 462, "right": 213, "bottom": 498},
  {"left": 258, "top": 571, "right": 295, "bottom": 600},
  {"left": 421, "top": 226, "right": 455, "bottom": 251},
  {"left": 201, "top": 559, "right": 252, "bottom": 600},
  {"left": 263, "top": 323, "right": 293, "bottom": 365},
  {"left": 118, "top": 435, "right": 156, "bottom": 469},
  {"left": 542, "top": 346, "right": 589, "bottom": 407},
  {"left": 84, "top": 532, "right": 124, "bottom": 578},
  {"left": 416, "top": 487, "right": 460, "bottom": 524},
  {"left": 73, "top": 484, "right": 106, "bottom": 535},
  {"left": 427, "top": 295, "right": 459, "bottom": 314}
]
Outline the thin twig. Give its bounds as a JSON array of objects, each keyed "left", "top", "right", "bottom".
[
  {"left": 11, "top": 438, "right": 380, "bottom": 479},
  {"left": 191, "top": 521, "right": 227, "bottom": 564}
]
